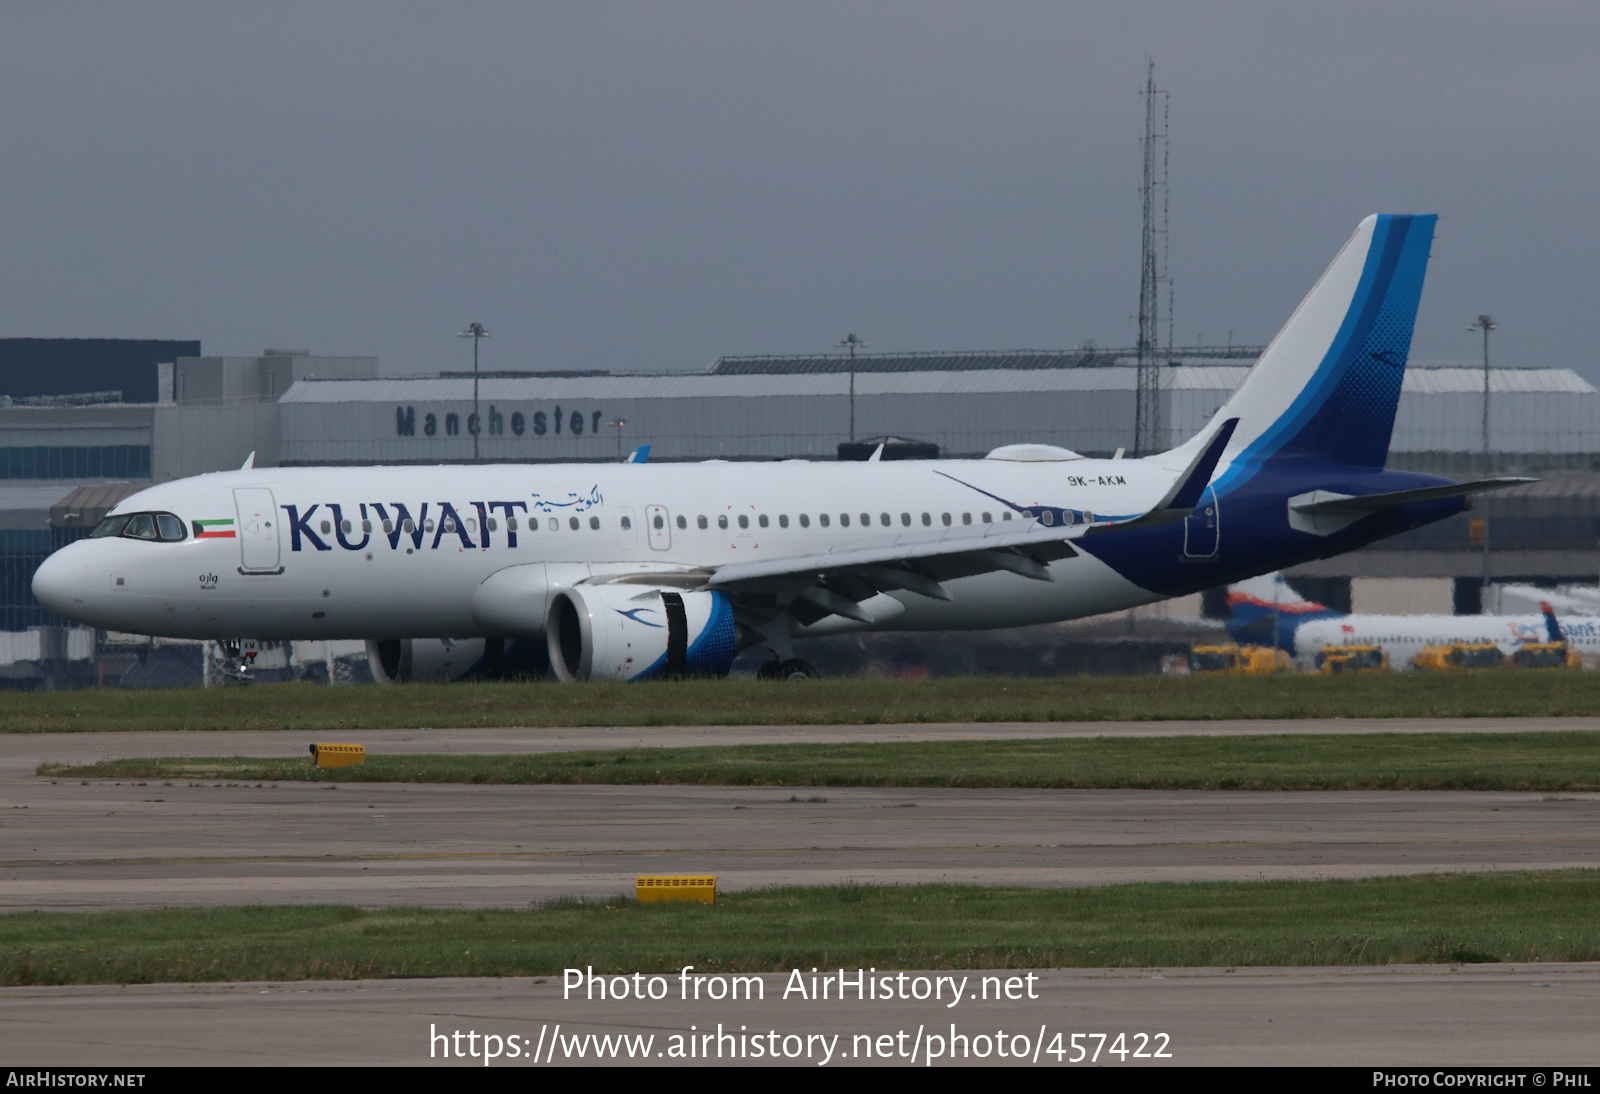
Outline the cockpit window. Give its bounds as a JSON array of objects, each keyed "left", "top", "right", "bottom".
[
  {"left": 92, "top": 511, "right": 188, "bottom": 542},
  {"left": 90, "top": 515, "right": 131, "bottom": 538},
  {"left": 124, "top": 514, "right": 158, "bottom": 539}
]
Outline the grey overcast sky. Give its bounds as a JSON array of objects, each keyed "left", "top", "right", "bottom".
[{"left": 1, "top": 3, "right": 1595, "bottom": 378}]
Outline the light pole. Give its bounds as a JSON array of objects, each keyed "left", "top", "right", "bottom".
[
  {"left": 458, "top": 322, "right": 489, "bottom": 462},
  {"left": 837, "top": 333, "right": 868, "bottom": 442},
  {"left": 608, "top": 418, "right": 627, "bottom": 461},
  {"left": 1468, "top": 314, "right": 1496, "bottom": 604}
]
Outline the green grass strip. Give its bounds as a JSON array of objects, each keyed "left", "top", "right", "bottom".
[
  {"left": 9, "top": 672, "right": 1600, "bottom": 735},
  {"left": 42, "top": 731, "right": 1600, "bottom": 791},
  {"left": 5, "top": 871, "right": 1599, "bottom": 985}
]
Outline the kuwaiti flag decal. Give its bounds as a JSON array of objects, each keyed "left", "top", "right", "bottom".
[{"left": 194, "top": 518, "right": 236, "bottom": 539}]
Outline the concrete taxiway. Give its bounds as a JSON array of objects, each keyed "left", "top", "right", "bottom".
[
  {"left": 2, "top": 719, "right": 1598, "bottom": 910},
  {"left": 8, "top": 715, "right": 1600, "bottom": 779},
  {"left": 5, "top": 963, "right": 1599, "bottom": 1066},
  {"left": 3, "top": 775, "right": 1597, "bottom": 910}
]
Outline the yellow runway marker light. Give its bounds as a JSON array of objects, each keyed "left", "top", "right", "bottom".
[
  {"left": 636, "top": 875, "right": 716, "bottom": 904},
  {"left": 309, "top": 743, "right": 366, "bottom": 768}
]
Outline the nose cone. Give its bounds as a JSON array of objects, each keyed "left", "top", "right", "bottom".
[{"left": 32, "top": 548, "right": 85, "bottom": 618}]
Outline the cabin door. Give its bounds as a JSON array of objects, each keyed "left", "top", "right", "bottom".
[
  {"left": 233, "top": 488, "right": 282, "bottom": 573},
  {"left": 1182, "top": 486, "right": 1220, "bottom": 559}
]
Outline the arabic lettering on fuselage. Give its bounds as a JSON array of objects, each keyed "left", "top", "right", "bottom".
[{"left": 276, "top": 487, "right": 604, "bottom": 552}]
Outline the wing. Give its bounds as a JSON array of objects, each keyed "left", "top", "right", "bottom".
[{"left": 704, "top": 419, "right": 1238, "bottom": 627}]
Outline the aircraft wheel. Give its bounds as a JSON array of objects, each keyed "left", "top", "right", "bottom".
[{"left": 775, "top": 658, "right": 819, "bottom": 681}]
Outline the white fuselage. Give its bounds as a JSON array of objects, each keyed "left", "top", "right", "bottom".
[
  {"left": 35, "top": 457, "right": 1169, "bottom": 641},
  {"left": 1293, "top": 614, "right": 1600, "bottom": 668}
]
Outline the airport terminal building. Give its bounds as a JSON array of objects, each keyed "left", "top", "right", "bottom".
[{"left": 6, "top": 337, "right": 1600, "bottom": 683}]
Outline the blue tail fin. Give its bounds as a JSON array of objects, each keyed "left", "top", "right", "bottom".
[{"left": 1208, "top": 214, "right": 1436, "bottom": 486}]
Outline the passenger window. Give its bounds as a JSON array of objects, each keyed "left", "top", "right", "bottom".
[
  {"left": 362, "top": 520, "right": 372, "bottom": 533},
  {"left": 819, "top": 513, "right": 830, "bottom": 527},
  {"left": 698, "top": 515, "right": 708, "bottom": 529},
  {"left": 718, "top": 515, "right": 728, "bottom": 529},
  {"left": 424, "top": 519, "right": 435, "bottom": 532},
  {"left": 981, "top": 512, "right": 991, "bottom": 523},
  {"left": 653, "top": 514, "right": 664, "bottom": 530},
  {"left": 507, "top": 518, "right": 518, "bottom": 531},
  {"left": 589, "top": 516, "right": 600, "bottom": 530},
  {"left": 92, "top": 515, "right": 130, "bottom": 538},
  {"left": 878, "top": 513, "right": 888, "bottom": 527},
  {"left": 900, "top": 513, "right": 911, "bottom": 527},
  {"left": 341, "top": 520, "right": 353, "bottom": 534},
  {"left": 620, "top": 515, "right": 632, "bottom": 530},
  {"left": 467, "top": 518, "right": 477, "bottom": 534},
  {"left": 758, "top": 515, "right": 769, "bottom": 528},
  {"left": 778, "top": 514, "right": 788, "bottom": 528},
  {"left": 443, "top": 517, "right": 456, "bottom": 533},
  {"left": 921, "top": 513, "right": 931, "bottom": 526},
  {"left": 839, "top": 513, "right": 849, "bottom": 527},
  {"left": 798, "top": 514, "right": 809, "bottom": 528},
  {"left": 548, "top": 518, "right": 558, "bottom": 531},
  {"left": 403, "top": 519, "right": 415, "bottom": 533},
  {"left": 487, "top": 518, "right": 497, "bottom": 532},
  {"left": 569, "top": 516, "right": 580, "bottom": 531},
  {"left": 320, "top": 520, "right": 332, "bottom": 534},
  {"left": 676, "top": 515, "right": 687, "bottom": 529},
  {"left": 1002, "top": 511, "right": 1013, "bottom": 521},
  {"left": 125, "top": 514, "right": 158, "bottom": 540},
  {"left": 942, "top": 513, "right": 952, "bottom": 526},
  {"left": 962, "top": 513, "right": 972, "bottom": 525},
  {"left": 156, "top": 514, "right": 185, "bottom": 541},
  {"left": 738, "top": 515, "right": 749, "bottom": 529}
]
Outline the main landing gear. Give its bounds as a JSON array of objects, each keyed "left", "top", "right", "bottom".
[{"left": 757, "top": 657, "right": 820, "bottom": 681}]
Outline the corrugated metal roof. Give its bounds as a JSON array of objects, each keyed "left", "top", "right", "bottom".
[
  {"left": 709, "top": 346, "right": 1265, "bottom": 374},
  {"left": 1401, "top": 368, "right": 1597, "bottom": 394},
  {"left": 49, "top": 482, "right": 146, "bottom": 528},
  {"left": 0, "top": 482, "right": 114, "bottom": 512},
  {"left": 280, "top": 365, "right": 1599, "bottom": 409},
  {"left": 284, "top": 367, "right": 1265, "bottom": 403}
]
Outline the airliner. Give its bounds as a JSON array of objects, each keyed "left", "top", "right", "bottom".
[
  {"left": 31, "top": 214, "right": 1530, "bottom": 682},
  {"left": 1226, "top": 573, "right": 1598, "bottom": 669}
]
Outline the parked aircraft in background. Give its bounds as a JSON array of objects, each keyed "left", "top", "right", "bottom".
[
  {"left": 33, "top": 214, "right": 1532, "bottom": 681},
  {"left": 1226, "top": 572, "right": 1599, "bottom": 669}
]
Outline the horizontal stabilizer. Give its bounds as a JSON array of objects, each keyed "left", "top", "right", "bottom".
[
  {"left": 1291, "top": 477, "right": 1534, "bottom": 515},
  {"left": 1287, "top": 477, "right": 1534, "bottom": 537}
]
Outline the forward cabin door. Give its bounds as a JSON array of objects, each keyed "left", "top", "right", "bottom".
[
  {"left": 233, "top": 487, "right": 282, "bottom": 573},
  {"left": 646, "top": 505, "right": 672, "bottom": 550}
]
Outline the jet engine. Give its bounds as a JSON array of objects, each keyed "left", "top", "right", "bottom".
[
  {"left": 366, "top": 636, "right": 548, "bottom": 683},
  {"left": 547, "top": 584, "right": 739, "bottom": 682}
]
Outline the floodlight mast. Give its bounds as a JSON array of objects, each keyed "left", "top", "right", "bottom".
[
  {"left": 837, "top": 332, "right": 868, "bottom": 442},
  {"left": 457, "top": 322, "right": 489, "bottom": 462},
  {"left": 1468, "top": 314, "right": 1497, "bottom": 599}
]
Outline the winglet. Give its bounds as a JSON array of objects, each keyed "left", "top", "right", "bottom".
[
  {"left": 1166, "top": 418, "right": 1239, "bottom": 512},
  {"left": 625, "top": 444, "right": 651, "bottom": 464},
  {"left": 1084, "top": 418, "right": 1237, "bottom": 536},
  {"left": 240, "top": 451, "right": 256, "bottom": 470}
]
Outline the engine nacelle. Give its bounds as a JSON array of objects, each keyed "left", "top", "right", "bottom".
[
  {"left": 547, "top": 584, "right": 738, "bottom": 682},
  {"left": 366, "top": 637, "right": 548, "bottom": 683}
]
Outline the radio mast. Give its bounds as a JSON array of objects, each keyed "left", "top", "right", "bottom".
[{"left": 1134, "top": 60, "right": 1170, "bottom": 457}]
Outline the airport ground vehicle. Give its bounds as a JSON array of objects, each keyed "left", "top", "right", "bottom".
[
  {"left": 1314, "top": 644, "right": 1388, "bottom": 673},
  {"left": 1511, "top": 642, "right": 1579, "bottom": 669},
  {"left": 1412, "top": 643, "right": 1506, "bottom": 671},
  {"left": 1190, "top": 644, "right": 1289, "bottom": 675}
]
